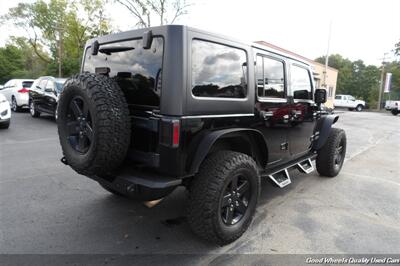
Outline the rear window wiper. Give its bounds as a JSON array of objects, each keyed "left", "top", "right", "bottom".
[{"left": 99, "top": 46, "right": 135, "bottom": 55}]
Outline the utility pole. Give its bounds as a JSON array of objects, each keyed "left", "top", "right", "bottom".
[
  {"left": 55, "top": 24, "right": 64, "bottom": 78},
  {"left": 323, "top": 20, "right": 332, "bottom": 89},
  {"left": 377, "top": 53, "right": 389, "bottom": 110}
]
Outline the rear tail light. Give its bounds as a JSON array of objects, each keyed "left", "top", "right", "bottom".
[
  {"left": 172, "top": 121, "right": 180, "bottom": 147},
  {"left": 160, "top": 119, "right": 180, "bottom": 148},
  {"left": 17, "top": 88, "right": 30, "bottom": 93}
]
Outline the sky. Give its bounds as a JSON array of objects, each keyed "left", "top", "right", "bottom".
[{"left": 0, "top": 0, "right": 399, "bottom": 66}]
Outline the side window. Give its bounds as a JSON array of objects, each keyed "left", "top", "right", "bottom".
[
  {"left": 46, "top": 81, "right": 55, "bottom": 90},
  {"left": 291, "top": 65, "right": 313, "bottom": 100},
  {"left": 335, "top": 95, "right": 341, "bottom": 100},
  {"left": 191, "top": 39, "right": 247, "bottom": 98},
  {"left": 256, "top": 55, "right": 285, "bottom": 98},
  {"left": 39, "top": 79, "right": 47, "bottom": 90}
]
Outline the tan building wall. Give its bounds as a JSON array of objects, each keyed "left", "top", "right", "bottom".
[
  {"left": 255, "top": 41, "right": 338, "bottom": 108},
  {"left": 311, "top": 63, "right": 338, "bottom": 109}
]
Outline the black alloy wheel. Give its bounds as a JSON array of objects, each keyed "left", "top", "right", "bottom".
[
  {"left": 220, "top": 174, "right": 251, "bottom": 225},
  {"left": 66, "top": 96, "right": 93, "bottom": 154},
  {"left": 334, "top": 138, "right": 345, "bottom": 169}
]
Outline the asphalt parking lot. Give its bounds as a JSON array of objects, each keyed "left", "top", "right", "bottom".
[{"left": 0, "top": 110, "right": 399, "bottom": 261}]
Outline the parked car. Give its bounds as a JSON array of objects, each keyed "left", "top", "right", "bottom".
[
  {"left": 0, "top": 93, "right": 11, "bottom": 129},
  {"left": 385, "top": 100, "right": 400, "bottom": 115},
  {"left": 1, "top": 79, "right": 34, "bottom": 112},
  {"left": 56, "top": 25, "right": 347, "bottom": 245},
  {"left": 334, "top": 94, "right": 365, "bottom": 111},
  {"left": 29, "top": 76, "right": 67, "bottom": 119}
]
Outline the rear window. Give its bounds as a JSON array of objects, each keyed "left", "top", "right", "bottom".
[
  {"left": 83, "top": 37, "right": 164, "bottom": 108},
  {"left": 22, "top": 81, "right": 33, "bottom": 88}
]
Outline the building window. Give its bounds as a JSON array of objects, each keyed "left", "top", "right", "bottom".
[
  {"left": 328, "top": 86, "right": 333, "bottom": 97},
  {"left": 291, "top": 65, "right": 313, "bottom": 100},
  {"left": 191, "top": 40, "right": 247, "bottom": 98},
  {"left": 256, "top": 55, "right": 285, "bottom": 98}
]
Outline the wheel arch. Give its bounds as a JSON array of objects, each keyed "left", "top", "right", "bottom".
[
  {"left": 187, "top": 128, "right": 268, "bottom": 175},
  {"left": 313, "top": 114, "right": 339, "bottom": 150}
]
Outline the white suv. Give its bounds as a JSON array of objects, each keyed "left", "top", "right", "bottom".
[
  {"left": 334, "top": 94, "right": 365, "bottom": 111},
  {"left": 1, "top": 79, "right": 34, "bottom": 112}
]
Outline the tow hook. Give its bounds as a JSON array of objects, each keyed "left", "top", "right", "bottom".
[{"left": 61, "top": 156, "right": 68, "bottom": 165}]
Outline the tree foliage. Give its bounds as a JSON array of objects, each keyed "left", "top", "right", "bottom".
[
  {"left": 316, "top": 52, "right": 400, "bottom": 106},
  {"left": 2, "top": 0, "right": 111, "bottom": 77},
  {"left": 395, "top": 40, "right": 400, "bottom": 56},
  {"left": 116, "top": 0, "right": 190, "bottom": 27},
  {"left": 0, "top": 37, "right": 49, "bottom": 84}
]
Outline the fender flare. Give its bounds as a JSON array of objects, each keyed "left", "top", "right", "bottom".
[
  {"left": 188, "top": 128, "right": 268, "bottom": 175},
  {"left": 313, "top": 114, "right": 339, "bottom": 150}
]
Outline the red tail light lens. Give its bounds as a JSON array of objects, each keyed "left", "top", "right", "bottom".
[
  {"left": 160, "top": 119, "right": 180, "bottom": 148},
  {"left": 172, "top": 120, "right": 180, "bottom": 147},
  {"left": 17, "top": 88, "right": 30, "bottom": 93}
]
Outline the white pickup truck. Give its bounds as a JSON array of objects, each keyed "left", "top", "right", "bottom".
[
  {"left": 334, "top": 94, "right": 366, "bottom": 111},
  {"left": 385, "top": 100, "right": 400, "bottom": 115}
]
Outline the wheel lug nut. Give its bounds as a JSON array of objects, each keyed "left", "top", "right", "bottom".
[
  {"left": 235, "top": 201, "right": 239, "bottom": 206},
  {"left": 228, "top": 199, "right": 232, "bottom": 204}
]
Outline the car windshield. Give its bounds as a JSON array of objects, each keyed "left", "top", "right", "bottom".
[{"left": 55, "top": 79, "right": 67, "bottom": 92}]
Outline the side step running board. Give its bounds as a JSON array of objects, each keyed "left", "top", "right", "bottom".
[
  {"left": 297, "top": 158, "right": 314, "bottom": 174},
  {"left": 263, "top": 155, "right": 316, "bottom": 188},
  {"left": 268, "top": 169, "right": 291, "bottom": 188}
]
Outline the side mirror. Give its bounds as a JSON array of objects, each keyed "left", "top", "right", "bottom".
[
  {"left": 314, "top": 89, "right": 327, "bottom": 104},
  {"left": 142, "top": 30, "right": 153, "bottom": 49}
]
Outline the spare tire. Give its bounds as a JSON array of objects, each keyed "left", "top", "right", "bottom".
[{"left": 57, "top": 73, "right": 131, "bottom": 176}]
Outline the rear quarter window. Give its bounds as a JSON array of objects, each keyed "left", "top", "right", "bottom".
[{"left": 191, "top": 40, "right": 247, "bottom": 98}]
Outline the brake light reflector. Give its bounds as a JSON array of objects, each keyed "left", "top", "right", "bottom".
[
  {"left": 172, "top": 121, "right": 180, "bottom": 147},
  {"left": 17, "top": 88, "right": 29, "bottom": 93}
]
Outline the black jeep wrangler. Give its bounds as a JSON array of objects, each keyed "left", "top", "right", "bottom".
[{"left": 57, "top": 25, "right": 346, "bottom": 245}]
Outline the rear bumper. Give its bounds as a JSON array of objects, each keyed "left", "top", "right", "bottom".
[
  {"left": 89, "top": 166, "right": 183, "bottom": 196},
  {"left": 15, "top": 93, "right": 29, "bottom": 106}
]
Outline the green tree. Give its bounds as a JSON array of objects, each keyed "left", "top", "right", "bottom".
[
  {"left": 2, "top": 0, "right": 111, "bottom": 77},
  {"left": 0, "top": 45, "right": 25, "bottom": 84},
  {"left": 395, "top": 40, "right": 400, "bottom": 56},
  {"left": 315, "top": 54, "right": 380, "bottom": 106}
]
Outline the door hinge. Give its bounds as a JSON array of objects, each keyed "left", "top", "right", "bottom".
[{"left": 280, "top": 142, "right": 289, "bottom": 150}]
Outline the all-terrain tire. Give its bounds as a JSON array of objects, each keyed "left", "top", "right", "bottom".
[
  {"left": 57, "top": 73, "right": 131, "bottom": 176},
  {"left": 187, "top": 151, "right": 260, "bottom": 245},
  {"left": 316, "top": 128, "right": 346, "bottom": 177},
  {"left": 391, "top": 109, "right": 399, "bottom": 116}
]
